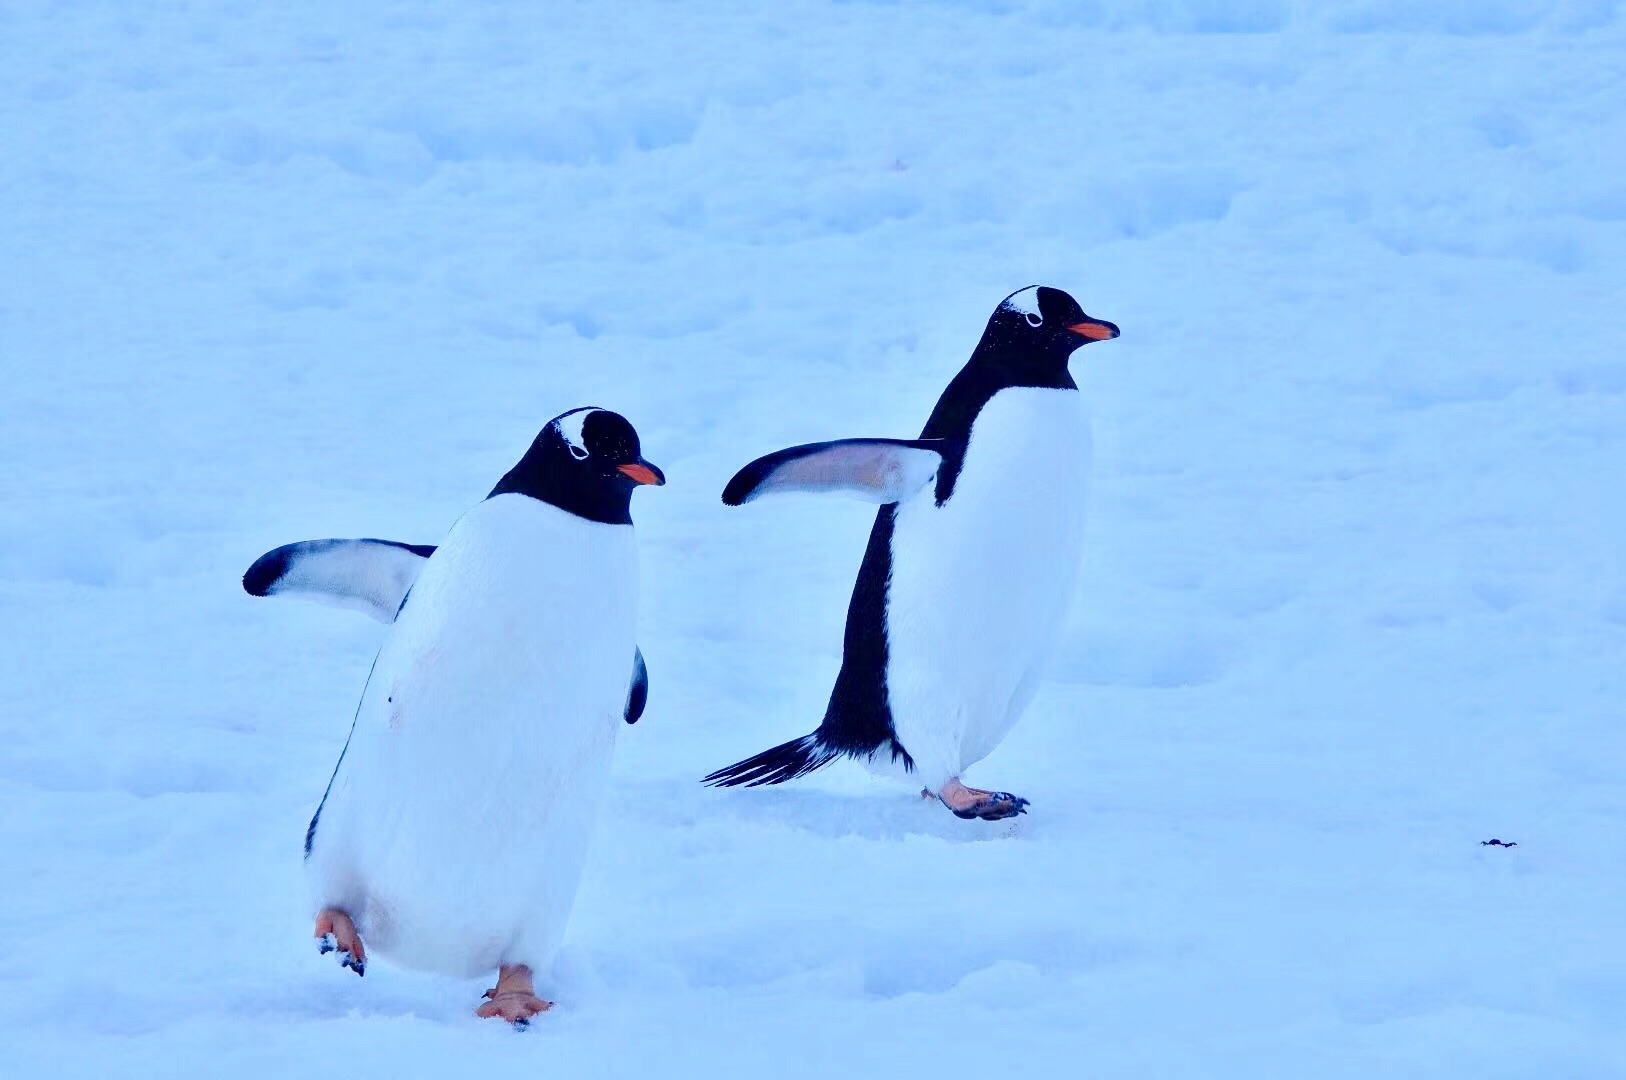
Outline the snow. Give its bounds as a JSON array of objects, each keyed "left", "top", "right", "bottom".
[{"left": 2, "top": 1, "right": 1624, "bottom": 1076}]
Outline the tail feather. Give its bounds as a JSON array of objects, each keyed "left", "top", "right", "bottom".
[{"left": 703, "top": 733, "right": 840, "bottom": 788}]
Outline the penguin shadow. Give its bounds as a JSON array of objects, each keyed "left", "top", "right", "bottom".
[{"left": 624, "top": 777, "right": 1032, "bottom": 843}]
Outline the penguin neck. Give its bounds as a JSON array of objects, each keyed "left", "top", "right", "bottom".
[
  {"left": 967, "top": 328, "right": 1080, "bottom": 391},
  {"left": 916, "top": 345, "right": 1077, "bottom": 505},
  {"left": 488, "top": 460, "right": 634, "bottom": 525}
]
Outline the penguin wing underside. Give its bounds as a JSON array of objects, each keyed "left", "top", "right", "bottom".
[
  {"left": 722, "top": 438, "right": 943, "bottom": 507},
  {"left": 242, "top": 537, "right": 436, "bottom": 623}
]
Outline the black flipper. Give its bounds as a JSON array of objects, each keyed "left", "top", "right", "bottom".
[
  {"left": 722, "top": 438, "right": 943, "bottom": 507},
  {"left": 625, "top": 648, "right": 648, "bottom": 724},
  {"left": 243, "top": 538, "right": 437, "bottom": 623}
]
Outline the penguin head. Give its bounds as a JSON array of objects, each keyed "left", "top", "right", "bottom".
[
  {"left": 548, "top": 407, "right": 666, "bottom": 488},
  {"left": 489, "top": 407, "right": 665, "bottom": 524},
  {"left": 976, "top": 285, "right": 1119, "bottom": 371}
]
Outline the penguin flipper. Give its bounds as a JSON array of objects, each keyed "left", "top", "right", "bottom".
[
  {"left": 242, "top": 538, "right": 436, "bottom": 623},
  {"left": 625, "top": 648, "right": 649, "bottom": 724},
  {"left": 722, "top": 438, "right": 943, "bottom": 507}
]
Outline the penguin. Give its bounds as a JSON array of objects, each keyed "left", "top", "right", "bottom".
[
  {"left": 244, "top": 407, "right": 663, "bottom": 1025},
  {"left": 703, "top": 286, "right": 1118, "bottom": 821}
]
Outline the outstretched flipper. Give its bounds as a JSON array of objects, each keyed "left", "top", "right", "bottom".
[
  {"left": 722, "top": 438, "right": 943, "bottom": 507},
  {"left": 243, "top": 538, "right": 436, "bottom": 623},
  {"left": 246, "top": 537, "right": 653, "bottom": 719},
  {"left": 625, "top": 648, "right": 648, "bottom": 724}
]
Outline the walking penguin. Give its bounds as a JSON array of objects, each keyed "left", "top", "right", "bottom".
[
  {"left": 244, "top": 407, "right": 662, "bottom": 1024},
  {"left": 703, "top": 287, "right": 1118, "bottom": 820}
]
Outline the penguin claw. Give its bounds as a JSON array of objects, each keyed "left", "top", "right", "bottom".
[
  {"left": 952, "top": 795, "right": 1029, "bottom": 820},
  {"left": 477, "top": 990, "right": 553, "bottom": 1027},
  {"left": 477, "top": 965, "right": 552, "bottom": 1027},
  {"left": 939, "top": 783, "right": 1030, "bottom": 821},
  {"left": 313, "top": 908, "right": 366, "bottom": 978}
]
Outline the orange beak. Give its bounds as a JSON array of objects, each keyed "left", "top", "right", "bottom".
[
  {"left": 617, "top": 462, "right": 665, "bottom": 486},
  {"left": 1067, "top": 319, "right": 1120, "bottom": 341}
]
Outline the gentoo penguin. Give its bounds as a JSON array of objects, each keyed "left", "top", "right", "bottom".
[
  {"left": 244, "top": 407, "right": 663, "bottom": 1025},
  {"left": 704, "top": 286, "right": 1118, "bottom": 821}
]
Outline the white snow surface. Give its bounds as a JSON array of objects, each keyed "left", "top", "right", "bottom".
[{"left": 3, "top": 1, "right": 1625, "bottom": 1077}]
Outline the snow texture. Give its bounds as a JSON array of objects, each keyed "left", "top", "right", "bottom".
[{"left": 2, "top": 1, "right": 1625, "bottom": 1077}]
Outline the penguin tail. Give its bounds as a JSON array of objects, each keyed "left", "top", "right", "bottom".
[{"left": 702, "top": 733, "right": 840, "bottom": 788}]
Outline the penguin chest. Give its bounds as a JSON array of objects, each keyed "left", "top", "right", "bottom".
[
  {"left": 368, "top": 496, "right": 636, "bottom": 793},
  {"left": 884, "top": 388, "right": 1089, "bottom": 764},
  {"left": 324, "top": 496, "right": 636, "bottom": 970}
]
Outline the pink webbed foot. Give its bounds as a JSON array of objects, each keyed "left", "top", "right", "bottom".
[
  {"left": 314, "top": 908, "right": 366, "bottom": 977},
  {"left": 477, "top": 964, "right": 554, "bottom": 1029},
  {"left": 935, "top": 777, "right": 1030, "bottom": 821}
]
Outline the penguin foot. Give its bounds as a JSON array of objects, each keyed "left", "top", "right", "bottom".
[
  {"left": 477, "top": 964, "right": 553, "bottom": 1029},
  {"left": 314, "top": 908, "right": 366, "bottom": 977},
  {"left": 937, "top": 778, "right": 1030, "bottom": 821}
]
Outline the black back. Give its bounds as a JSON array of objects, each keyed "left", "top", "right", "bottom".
[
  {"left": 819, "top": 285, "right": 1115, "bottom": 756},
  {"left": 489, "top": 407, "right": 662, "bottom": 525}
]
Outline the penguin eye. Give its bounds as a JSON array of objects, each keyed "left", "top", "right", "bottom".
[
  {"left": 568, "top": 444, "right": 589, "bottom": 461},
  {"left": 1024, "top": 311, "right": 1043, "bottom": 328}
]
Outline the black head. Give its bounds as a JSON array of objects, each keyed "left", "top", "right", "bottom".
[
  {"left": 488, "top": 407, "right": 665, "bottom": 524},
  {"left": 971, "top": 285, "right": 1120, "bottom": 377}
]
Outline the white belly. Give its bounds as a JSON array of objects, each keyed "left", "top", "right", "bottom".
[
  {"left": 884, "top": 387, "right": 1089, "bottom": 789},
  {"left": 305, "top": 494, "right": 636, "bottom": 978}
]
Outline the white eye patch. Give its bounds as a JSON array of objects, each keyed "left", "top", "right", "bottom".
[
  {"left": 1003, "top": 285, "right": 1042, "bottom": 319},
  {"left": 555, "top": 408, "right": 595, "bottom": 459}
]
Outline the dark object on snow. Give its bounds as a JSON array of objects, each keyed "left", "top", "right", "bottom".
[{"left": 1480, "top": 838, "right": 1517, "bottom": 847}]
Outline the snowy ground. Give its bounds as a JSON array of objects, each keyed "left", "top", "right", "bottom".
[{"left": 4, "top": 1, "right": 1626, "bottom": 1076}]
